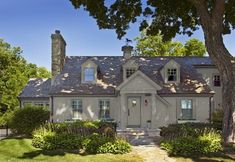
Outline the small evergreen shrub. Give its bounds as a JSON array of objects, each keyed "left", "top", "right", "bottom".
[{"left": 9, "top": 106, "right": 50, "bottom": 135}]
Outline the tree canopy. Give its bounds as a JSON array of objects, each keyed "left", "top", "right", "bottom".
[
  {"left": 69, "top": 0, "right": 235, "bottom": 143},
  {"left": 0, "top": 39, "right": 50, "bottom": 113},
  {"left": 134, "top": 31, "right": 206, "bottom": 56}
]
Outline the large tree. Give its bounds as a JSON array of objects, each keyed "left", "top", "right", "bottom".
[
  {"left": 70, "top": 0, "right": 235, "bottom": 143},
  {"left": 0, "top": 39, "right": 51, "bottom": 113},
  {"left": 134, "top": 31, "right": 206, "bottom": 56}
]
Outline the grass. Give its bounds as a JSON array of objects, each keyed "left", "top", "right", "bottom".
[
  {"left": 174, "top": 154, "right": 235, "bottom": 162},
  {"left": 0, "top": 137, "right": 142, "bottom": 162}
]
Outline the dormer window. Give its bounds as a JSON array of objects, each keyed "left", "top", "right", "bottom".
[
  {"left": 162, "top": 59, "right": 180, "bottom": 83},
  {"left": 122, "top": 60, "right": 138, "bottom": 80},
  {"left": 167, "top": 68, "right": 177, "bottom": 81},
  {"left": 126, "top": 68, "right": 136, "bottom": 78},
  {"left": 81, "top": 59, "right": 98, "bottom": 83},
  {"left": 84, "top": 67, "right": 95, "bottom": 82}
]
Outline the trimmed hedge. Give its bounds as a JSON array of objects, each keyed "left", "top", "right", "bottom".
[
  {"left": 32, "top": 121, "right": 131, "bottom": 154},
  {"left": 9, "top": 106, "right": 50, "bottom": 135}
]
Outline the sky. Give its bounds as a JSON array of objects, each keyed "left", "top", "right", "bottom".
[{"left": 0, "top": 0, "right": 235, "bottom": 70}]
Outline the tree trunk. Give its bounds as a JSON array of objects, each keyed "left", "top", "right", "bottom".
[
  {"left": 191, "top": 0, "right": 235, "bottom": 143},
  {"left": 205, "top": 32, "right": 235, "bottom": 144}
]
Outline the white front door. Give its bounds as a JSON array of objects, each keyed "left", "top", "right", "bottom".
[{"left": 127, "top": 97, "right": 141, "bottom": 127}]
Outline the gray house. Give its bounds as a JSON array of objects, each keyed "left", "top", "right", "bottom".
[{"left": 18, "top": 30, "right": 222, "bottom": 129}]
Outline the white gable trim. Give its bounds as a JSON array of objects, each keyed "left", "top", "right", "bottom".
[
  {"left": 116, "top": 70, "right": 161, "bottom": 91},
  {"left": 81, "top": 59, "right": 98, "bottom": 67}
]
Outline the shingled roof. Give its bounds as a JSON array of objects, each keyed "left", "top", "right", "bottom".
[
  {"left": 19, "top": 78, "right": 51, "bottom": 98},
  {"left": 19, "top": 56, "right": 215, "bottom": 98}
]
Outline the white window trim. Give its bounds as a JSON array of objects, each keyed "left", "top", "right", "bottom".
[
  {"left": 71, "top": 99, "right": 83, "bottom": 120},
  {"left": 99, "top": 99, "right": 111, "bottom": 119},
  {"left": 180, "top": 99, "right": 193, "bottom": 120}
]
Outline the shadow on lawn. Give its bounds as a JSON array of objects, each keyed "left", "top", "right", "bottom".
[{"left": 19, "top": 149, "right": 85, "bottom": 159}]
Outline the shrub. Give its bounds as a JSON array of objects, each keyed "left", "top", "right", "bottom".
[
  {"left": 211, "top": 109, "right": 223, "bottom": 130},
  {"left": 32, "top": 126, "right": 83, "bottom": 150},
  {"left": 160, "top": 123, "right": 218, "bottom": 140},
  {"left": 161, "top": 137, "right": 203, "bottom": 156},
  {"left": 32, "top": 121, "right": 130, "bottom": 154},
  {"left": 160, "top": 125, "right": 222, "bottom": 156},
  {"left": 39, "top": 121, "right": 116, "bottom": 138},
  {"left": 83, "top": 133, "right": 114, "bottom": 154},
  {"left": 9, "top": 106, "right": 50, "bottom": 135},
  {"left": 97, "top": 139, "right": 131, "bottom": 154}
]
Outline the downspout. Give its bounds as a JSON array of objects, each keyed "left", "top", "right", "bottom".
[{"left": 51, "top": 96, "right": 54, "bottom": 123}]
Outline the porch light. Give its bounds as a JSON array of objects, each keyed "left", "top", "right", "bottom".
[{"left": 132, "top": 100, "right": 137, "bottom": 107}]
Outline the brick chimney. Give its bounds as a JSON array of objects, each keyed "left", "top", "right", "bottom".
[
  {"left": 122, "top": 45, "right": 133, "bottom": 59},
  {"left": 51, "top": 30, "right": 66, "bottom": 83}
]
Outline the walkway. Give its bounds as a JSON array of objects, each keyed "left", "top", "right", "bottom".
[{"left": 118, "top": 128, "right": 176, "bottom": 162}]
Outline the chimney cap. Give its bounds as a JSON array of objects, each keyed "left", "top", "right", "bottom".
[{"left": 55, "top": 30, "right": 60, "bottom": 34}]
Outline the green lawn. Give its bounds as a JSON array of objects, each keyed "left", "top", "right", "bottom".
[
  {"left": 0, "top": 137, "right": 142, "bottom": 162},
  {"left": 174, "top": 153, "right": 235, "bottom": 162}
]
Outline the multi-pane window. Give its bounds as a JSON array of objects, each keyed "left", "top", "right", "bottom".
[
  {"left": 72, "top": 100, "right": 83, "bottom": 119},
  {"left": 167, "top": 68, "right": 177, "bottom": 81},
  {"left": 34, "top": 102, "right": 44, "bottom": 108},
  {"left": 213, "top": 75, "right": 221, "bottom": 87},
  {"left": 181, "top": 99, "right": 193, "bottom": 120},
  {"left": 126, "top": 68, "right": 136, "bottom": 78},
  {"left": 99, "top": 100, "right": 110, "bottom": 119},
  {"left": 84, "top": 67, "right": 95, "bottom": 82}
]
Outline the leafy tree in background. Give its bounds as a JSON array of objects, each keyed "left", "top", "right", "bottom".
[
  {"left": 69, "top": 0, "right": 235, "bottom": 143},
  {"left": 134, "top": 31, "right": 206, "bottom": 56},
  {"left": 184, "top": 38, "right": 206, "bottom": 56},
  {"left": 0, "top": 39, "right": 50, "bottom": 114}
]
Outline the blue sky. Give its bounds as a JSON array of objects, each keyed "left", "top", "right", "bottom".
[{"left": 1, "top": 0, "right": 235, "bottom": 70}]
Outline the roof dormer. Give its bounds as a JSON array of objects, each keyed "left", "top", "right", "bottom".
[
  {"left": 122, "top": 60, "right": 139, "bottom": 80},
  {"left": 161, "top": 59, "right": 180, "bottom": 84},
  {"left": 81, "top": 59, "right": 98, "bottom": 83}
]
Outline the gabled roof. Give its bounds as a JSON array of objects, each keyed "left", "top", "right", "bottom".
[
  {"left": 19, "top": 78, "right": 51, "bottom": 98},
  {"left": 116, "top": 70, "right": 161, "bottom": 90},
  {"left": 19, "top": 56, "right": 215, "bottom": 98},
  {"left": 48, "top": 56, "right": 213, "bottom": 96}
]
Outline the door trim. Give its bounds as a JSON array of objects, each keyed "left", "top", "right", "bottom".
[{"left": 127, "top": 96, "right": 141, "bottom": 127}]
